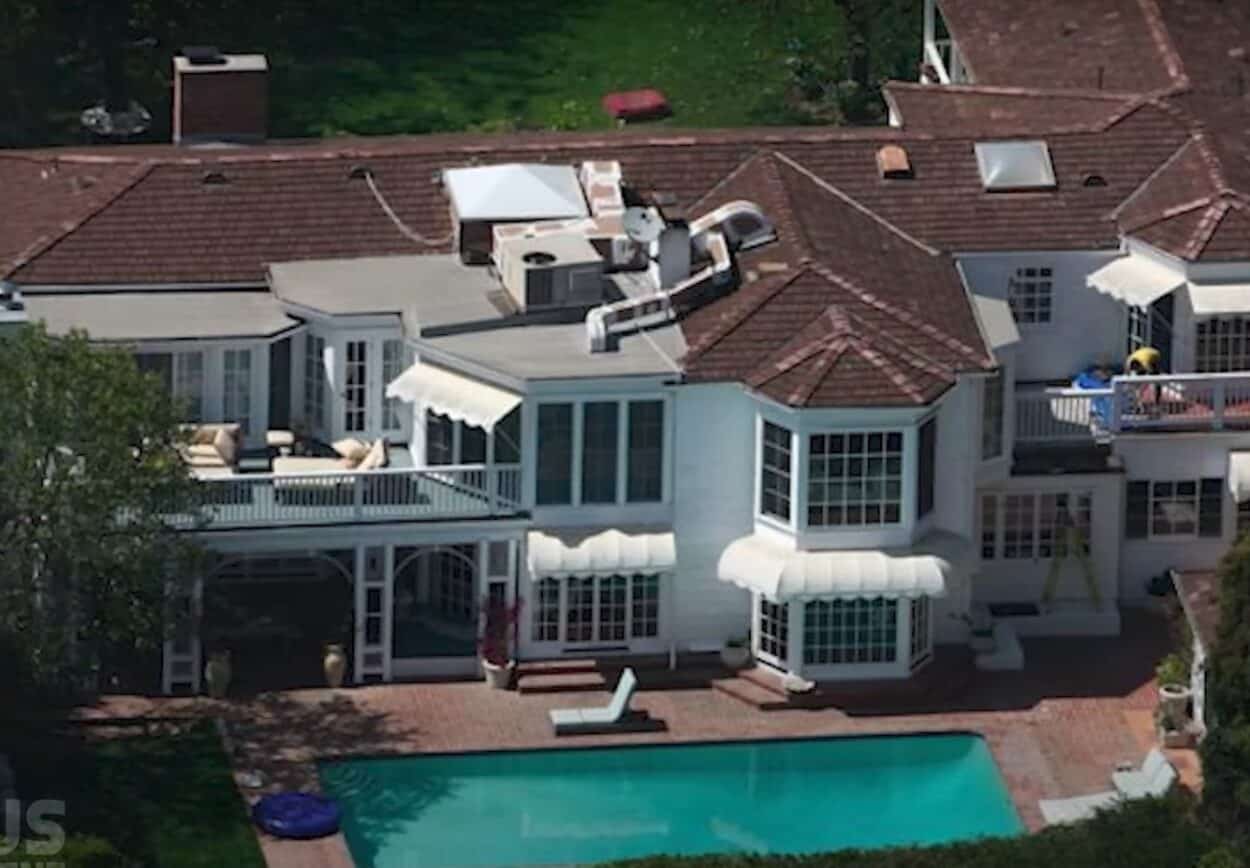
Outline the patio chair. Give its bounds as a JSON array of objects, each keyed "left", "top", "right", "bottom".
[
  {"left": 549, "top": 667, "right": 642, "bottom": 735},
  {"left": 1112, "top": 747, "right": 1177, "bottom": 799},
  {"left": 1039, "top": 790, "right": 1120, "bottom": 825}
]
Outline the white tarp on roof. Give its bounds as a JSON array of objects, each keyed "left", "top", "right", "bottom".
[
  {"left": 1087, "top": 256, "right": 1185, "bottom": 307},
  {"left": 386, "top": 362, "right": 520, "bottom": 431},
  {"left": 717, "top": 531, "right": 970, "bottom": 601},
  {"left": 1188, "top": 282, "right": 1250, "bottom": 316},
  {"left": 1229, "top": 452, "right": 1250, "bottom": 503},
  {"left": 527, "top": 529, "right": 676, "bottom": 579},
  {"left": 443, "top": 163, "right": 589, "bottom": 221}
]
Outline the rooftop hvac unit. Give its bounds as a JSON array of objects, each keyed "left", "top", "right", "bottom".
[{"left": 497, "top": 233, "right": 605, "bottom": 311}]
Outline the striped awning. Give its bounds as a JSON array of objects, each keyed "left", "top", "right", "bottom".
[
  {"left": 527, "top": 528, "right": 676, "bottom": 579},
  {"left": 717, "top": 531, "right": 971, "bottom": 602}
]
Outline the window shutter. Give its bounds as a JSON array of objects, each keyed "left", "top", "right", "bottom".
[
  {"left": 1126, "top": 481, "right": 1150, "bottom": 539},
  {"left": 1199, "top": 478, "right": 1224, "bottom": 538}
]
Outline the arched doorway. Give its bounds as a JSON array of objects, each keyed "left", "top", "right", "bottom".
[
  {"left": 391, "top": 545, "right": 479, "bottom": 662},
  {"left": 202, "top": 550, "right": 354, "bottom": 692}
]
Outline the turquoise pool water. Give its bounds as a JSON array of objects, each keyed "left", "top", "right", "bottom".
[{"left": 319, "top": 734, "right": 1022, "bottom": 867}]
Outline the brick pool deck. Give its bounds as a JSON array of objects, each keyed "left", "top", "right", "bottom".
[{"left": 88, "top": 609, "right": 1201, "bottom": 868}]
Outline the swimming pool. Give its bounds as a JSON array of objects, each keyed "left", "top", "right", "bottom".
[{"left": 319, "top": 733, "right": 1022, "bottom": 867}]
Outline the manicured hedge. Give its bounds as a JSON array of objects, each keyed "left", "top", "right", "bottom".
[{"left": 607, "top": 796, "right": 1227, "bottom": 868}]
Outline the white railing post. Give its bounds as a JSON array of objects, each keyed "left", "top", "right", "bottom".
[
  {"left": 1108, "top": 381, "right": 1123, "bottom": 434},
  {"left": 1213, "top": 380, "right": 1226, "bottom": 430},
  {"left": 353, "top": 473, "right": 365, "bottom": 519}
]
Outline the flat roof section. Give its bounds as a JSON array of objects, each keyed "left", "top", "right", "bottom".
[{"left": 26, "top": 290, "right": 297, "bottom": 342}]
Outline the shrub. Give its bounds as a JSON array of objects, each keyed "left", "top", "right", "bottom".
[
  {"left": 1156, "top": 653, "right": 1189, "bottom": 686},
  {"left": 60, "top": 835, "right": 126, "bottom": 868},
  {"left": 1199, "top": 847, "right": 1246, "bottom": 868}
]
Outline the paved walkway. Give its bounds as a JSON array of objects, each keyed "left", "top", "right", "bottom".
[{"left": 87, "top": 609, "right": 1200, "bottom": 868}]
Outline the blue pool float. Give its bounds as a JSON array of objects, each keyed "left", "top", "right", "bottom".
[
  {"left": 252, "top": 792, "right": 342, "bottom": 839},
  {"left": 1071, "top": 367, "right": 1113, "bottom": 427}
]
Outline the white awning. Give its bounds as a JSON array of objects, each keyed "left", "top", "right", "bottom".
[
  {"left": 1229, "top": 452, "right": 1250, "bottom": 503},
  {"left": 527, "top": 529, "right": 676, "bottom": 579},
  {"left": 1087, "top": 256, "right": 1185, "bottom": 307},
  {"left": 972, "top": 294, "right": 1020, "bottom": 350},
  {"left": 717, "top": 531, "right": 971, "bottom": 602},
  {"left": 385, "top": 362, "right": 520, "bottom": 431},
  {"left": 1188, "top": 282, "right": 1250, "bottom": 316}
]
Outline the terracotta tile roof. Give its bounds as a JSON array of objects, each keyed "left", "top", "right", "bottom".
[
  {"left": 1174, "top": 569, "right": 1221, "bottom": 651},
  {"left": 884, "top": 83, "right": 1141, "bottom": 135},
  {"left": 935, "top": 0, "right": 1185, "bottom": 93},
  {"left": 680, "top": 154, "right": 993, "bottom": 408}
]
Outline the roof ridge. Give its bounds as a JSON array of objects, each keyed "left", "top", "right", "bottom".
[
  {"left": 1110, "top": 136, "right": 1199, "bottom": 221},
  {"left": 1121, "top": 196, "right": 1214, "bottom": 234},
  {"left": 1136, "top": 0, "right": 1190, "bottom": 89},
  {"left": 3, "top": 160, "right": 156, "bottom": 279},
  {"left": 1189, "top": 200, "right": 1233, "bottom": 260},
  {"left": 745, "top": 305, "right": 856, "bottom": 388},
  {"left": 686, "top": 149, "right": 768, "bottom": 214},
  {"left": 885, "top": 80, "right": 1142, "bottom": 101},
  {"left": 771, "top": 150, "right": 941, "bottom": 257},
  {"left": 854, "top": 342, "right": 931, "bottom": 405},
  {"left": 805, "top": 261, "right": 990, "bottom": 368}
]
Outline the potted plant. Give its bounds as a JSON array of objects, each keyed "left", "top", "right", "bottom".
[
  {"left": 479, "top": 596, "right": 522, "bottom": 689},
  {"left": 1156, "top": 653, "right": 1192, "bottom": 726},
  {"left": 720, "top": 636, "right": 751, "bottom": 670}
]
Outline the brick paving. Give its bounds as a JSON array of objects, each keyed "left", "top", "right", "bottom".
[{"left": 85, "top": 609, "right": 1200, "bottom": 868}]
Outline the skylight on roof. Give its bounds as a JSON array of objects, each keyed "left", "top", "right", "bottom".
[{"left": 974, "top": 141, "right": 1056, "bottom": 191}]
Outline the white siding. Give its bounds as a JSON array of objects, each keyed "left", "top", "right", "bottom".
[{"left": 957, "top": 250, "right": 1124, "bottom": 382}]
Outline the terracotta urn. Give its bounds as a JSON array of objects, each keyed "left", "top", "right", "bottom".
[
  {"left": 324, "top": 644, "right": 348, "bottom": 688},
  {"left": 205, "top": 651, "right": 232, "bottom": 699}
]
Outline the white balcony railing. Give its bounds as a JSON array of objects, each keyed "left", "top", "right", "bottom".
[
  {"left": 1016, "top": 373, "right": 1250, "bottom": 446},
  {"left": 181, "top": 464, "right": 523, "bottom": 528}
]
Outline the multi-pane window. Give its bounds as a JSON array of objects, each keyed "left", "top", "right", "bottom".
[
  {"left": 803, "top": 598, "right": 899, "bottom": 665},
  {"left": 980, "top": 491, "right": 1094, "bottom": 559},
  {"left": 381, "top": 339, "right": 405, "bottom": 430},
  {"left": 1195, "top": 317, "right": 1250, "bottom": 373},
  {"left": 758, "top": 599, "right": 789, "bottom": 662},
  {"left": 1007, "top": 266, "right": 1053, "bottom": 324},
  {"left": 917, "top": 419, "right": 937, "bottom": 519},
  {"left": 533, "top": 578, "right": 561, "bottom": 641},
  {"left": 303, "top": 335, "right": 326, "bottom": 432},
  {"left": 910, "top": 597, "right": 932, "bottom": 667},
  {"left": 425, "top": 412, "right": 454, "bottom": 465},
  {"left": 631, "top": 574, "right": 660, "bottom": 638},
  {"left": 581, "top": 402, "right": 619, "bottom": 504},
  {"left": 136, "top": 351, "right": 204, "bottom": 421},
  {"left": 536, "top": 403, "right": 574, "bottom": 505},
  {"left": 807, "top": 431, "right": 904, "bottom": 527},
  {"left": 344, "top": 340, "right": 368, "bottom": 432},
  {"left": 759, "top": 422, "right": 793, "bottom": 521},
  {"left": 432, "top": 546, "right": 476, "bottom": 621},
  {"left": 1126, "top": 479, "right": 1223, "bottom": 539},
  {"left": 222, "top": 348, "right": 251, "bottom": 434},
  {"left": 565, "top": 577, "right": 595, "bottom": 642},
  {"left": 627, "top": 401, "right": 664, "bottom": 502},
  {"left": 598, "top": 575, "right": 628, "bottom": 641},
  {"left": 981, "top": 372, "right": 1005, "bottom": 460}
]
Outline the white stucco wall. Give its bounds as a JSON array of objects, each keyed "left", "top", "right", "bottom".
[
  {"left": 956, "top": 250, "right": 1124, "bottom": 382},
  {"left": 932, "top": 378, "right": 980, "bottom": 640},
  {"left": 1113, "top": 433, "right": 1250, "bottom": 600},
  {"left": 669, "top": 382, "right": 755, "bottom": 645}
]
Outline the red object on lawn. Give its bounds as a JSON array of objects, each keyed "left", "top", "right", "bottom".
[{"left": 602, "top": 89, "right": 672, "bottom": 122}]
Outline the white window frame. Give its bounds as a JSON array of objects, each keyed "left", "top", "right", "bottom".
[
  {"left": 802, "top": 598, "right": 899, "bottom": 666},
  {"left": 1195, "top": 316, "right": 1250, "bottom": 373},
  {"left": 1007, "top": 265, "right": 1053, "bottom": 325},
  {"left": 303, "top": 333, "right": 327, "bottom": 435},
  {"left": 381, "top": 339, "right": 406, "bottom": 433},
  {"left": 805, "top": 429, "right": 906, "bottom": 529},
  {"left": 526, "top": 573, "right": 664, "bottom": 649},
  {"left": 979, "top": 490, "right": 1093, "bottom": 560},
  {"left": 756, "top": 597, "right": 789, "bottom": 668},
  {"left": 909, "top": 597, "right": 933, "bottom": 668},
  {"left": 759, "top": 420, "right": 794, "bottom": 524},
  {"left": 222, "top": 348, "right": 252, "bottom": 435},
  {"left": 1148, "top": 480, "right": 1199, "bottom": 539},
  {"left": 343, "top": 339, "right": 368, "bottom": 433},
  {"left": 531, "top": 395, "right": 670, "bottom": 509}
]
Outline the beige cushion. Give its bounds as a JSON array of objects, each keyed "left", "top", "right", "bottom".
[
  {"left": 185, "top": 443, "right": 222, "bottom": 460},
  {"left": 356, "top": 438, "right": 389, "bottom": 472},
  {"left": 211, "top": 426, "right": 237, "bottom": 466},
  {"left": 332, "top": 437, "right": 370, "bottom": 463},
  {"left": 273, "top": 456, "right": 353, "bottom": 474}
]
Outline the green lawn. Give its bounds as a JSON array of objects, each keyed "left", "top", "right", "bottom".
[{"left": 3, "top": 721, "right": 264, "bottom": 867}]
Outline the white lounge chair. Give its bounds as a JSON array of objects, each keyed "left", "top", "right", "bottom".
[
  {"left": 1112, "top": 747, "right": 1177, "bottom": 799},
  {"left": 1039, "top": 790, "right": 1120, "bottom": 825},
  {"left": 549, "top": 667, "right": 639, "bottom": 735}
]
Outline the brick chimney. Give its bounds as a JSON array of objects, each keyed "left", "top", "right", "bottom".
[{"left": 172, "top": 47, "right": 268, "bottom": 144}]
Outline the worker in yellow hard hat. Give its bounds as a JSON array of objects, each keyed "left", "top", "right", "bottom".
[{"left": 1126, "top": 346, "right": 1162, "bottom": 376}]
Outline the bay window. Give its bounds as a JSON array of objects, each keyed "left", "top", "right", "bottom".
[
  {"left": 222, "top": 348, "right": 251, "bottom": 434},
  {"left": 303, "top": 335, "right": 327, "bottom": 432},
  {"left": 757, "top": 598, "right": 789, "bottom": 663},
  {"left": 917, "top": 418, "right": 936, "bottom": 519},
  {"left": 760, "top": 421, "right": 793, "bottom": 522},
  {"left": 802, "top": 598, "right": 898, "bottom": 665},
  {"left": 806, "top": 431, "right": 903, "bottom": 527}
]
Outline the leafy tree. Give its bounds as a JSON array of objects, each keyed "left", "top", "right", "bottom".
[
  {"left": 1201, "top": 532, "right": 1250, "bottom": 843},
  {"left": 0, "top": 324, "right": 202, "bottom": 699}
]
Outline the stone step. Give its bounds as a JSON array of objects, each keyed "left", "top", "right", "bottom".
[
  {"left": 516, "top": 658, "right": 601, "bottom": 678},
  {"left": 516, "top": 670, "right": 609, "bottom": 695},
  {"left": 739, "top": 666, "right": 790, "bottom": 697}
]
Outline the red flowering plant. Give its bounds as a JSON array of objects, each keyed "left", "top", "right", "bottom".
[{"left": 478, "top": 595, "right": 523, "bottom": 666}]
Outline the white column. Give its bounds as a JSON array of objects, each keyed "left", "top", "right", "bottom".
[{"left": 162, "top": 577, "right": 202, "bottom": 695}]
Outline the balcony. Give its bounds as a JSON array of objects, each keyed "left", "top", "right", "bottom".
[
  {"left": 1015, "top": 373, "right": 1250, "bottom": 447},
  {"left": 179, "top": 464, "right": 524, "bottom": 529}
]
